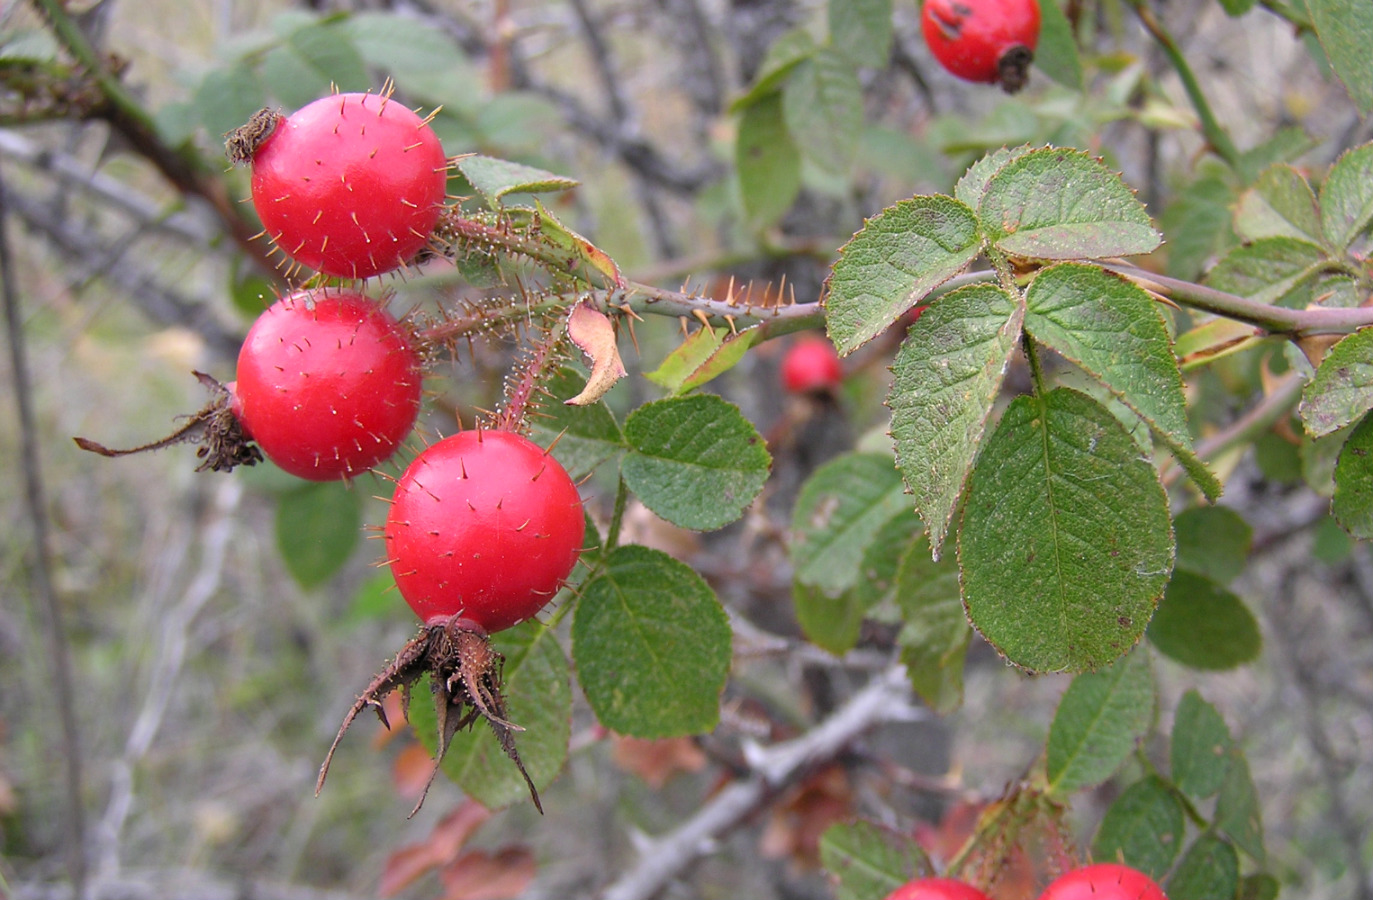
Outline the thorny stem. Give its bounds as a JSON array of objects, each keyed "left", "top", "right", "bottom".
[{"left": 1131, "top": 2, "right": 1244, "bottom": 171}]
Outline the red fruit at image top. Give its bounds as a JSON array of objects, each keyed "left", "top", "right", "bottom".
[
  {"left": 230, "top": 289, "right": 423, "bottom": 480},
  {"left": 247, "top": 92, "right": 448, "bottom": 279},
  {"left": 1038, "top": 864, "right": 1167, "bottom": 900},
  {"left": 921, "top": 0, "right": 1041, "bottom": 92},
  {"left": 884, "top": 877, "right": 992, "bottom": 900},
  {"left": 781, "top": 335, "right": 844, "bottom": 394},
  {"left": 384, "top": 429, "right": 585, "bottom": 633}
]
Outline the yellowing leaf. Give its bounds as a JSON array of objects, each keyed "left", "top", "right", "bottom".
[{"left": 565, "top": 301, "right": 626, "bottom": 406}]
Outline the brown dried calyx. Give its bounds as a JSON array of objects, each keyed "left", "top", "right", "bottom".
[
  {"left": 316, "top": 616, "right": 542, "bottom": 816},
  {"left": 224, "top": 107, "right": 283, "bottom": 165},
  {"left": 74, "top": 371, "right": 262, "bottom": 473},
  {"left": 998, "top": 45, "right": 1035, "bottom": 94}
]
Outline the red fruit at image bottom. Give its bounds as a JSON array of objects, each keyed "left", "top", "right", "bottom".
[
  {"left": 385, "top": 429, "right": 585, "bottom": 633},
  {"left": 242, "top": 92, "right": 448, "bottom": 279},
  {"left": 230, "top": 289, "right": 423, "bottom": 480},
  {"left": 921, "top": 0, "right": 1041, "bottom": 92},
  {"left": 885, "top": 877, "right": 993, "bottom": 900},
  {"left": 781, "top": 335, "right": 844, "bottom": 394},
  {"left": 1038, "top": 863, "right": 1167, "bottom": 900}
]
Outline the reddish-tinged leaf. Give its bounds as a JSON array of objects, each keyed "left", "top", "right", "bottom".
[
  {"left": 566, "top": 301, "right": 627, "bottom": 405},
  {"left": 392, "top": 741, "right": 440, "bottom": 800},
  {"left": 439, "top": 847, "right": 537, "bottom": 900},
  {"left": 759, "top": 765, "right": 854, "bottom": 865},
  {"left": 379, "top": 801, "right": 493, "bottom": 897},
  {"left": 611, "top": 735, "right": 708, "bottom": 788}
]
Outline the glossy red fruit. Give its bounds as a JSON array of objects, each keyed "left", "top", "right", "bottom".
[
  {"left": 245, "top": 92, "right": 448, "bottom": 279},
  {"left": 781, "top": 335, "right": 843, "bottom": 394},
  {"left": 884, "top": 877, "right": 993, "bottom": 900},
  {"left": 921, "top": 0, "right": 1041, "bottom": 93},
  {"left": 384, "top": 429, "right": 585, "bottom": 632},
  {"left": 231, "top": 289, "right": 423, "bottom": 480},
  {"left": 1038, "top": 864, "right": 1167, "bottom": 900}
]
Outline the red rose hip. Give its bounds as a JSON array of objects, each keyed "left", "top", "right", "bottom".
[
  {"left": 1037, "top": 863, "right": 1167, "bottom": 900},
  {"left": 921, "top": 0, "right": 1041, "bottom": 93},
  {"left": 231, "top": 289, "right": 422, "bottom": 480},
  {"left": 884, "top": 877, "right": 992, "bottom": 900},
  {"left": 385, "top": 429, "right": 585, "bottom": 632},
  {"left": 240, "top": 92, "right": 448, "bottom": 279},
  {"left": 781, "top": 335, "right": 844, "bottom": 394}
]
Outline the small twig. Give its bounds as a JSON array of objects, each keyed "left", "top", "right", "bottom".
[
  {"left": 27, "top": 0, "right": 277, "bottom": 275},
  {"left": 599, "top": 666, "right": 923, "bottom": 900},
  {"left": 0, "top": 161, "right": 87, "bottom": 897},
  {"left": 1160, "top": 372, "right": 1305, "bottom": 488}
]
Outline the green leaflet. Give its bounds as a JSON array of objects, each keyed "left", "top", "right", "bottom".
[
  {"left": 889, "top": 283, "right": 1023, "bottom": 557},
  {"left": 572, "top": 545, "right": 731, "bottom": 737},
  {"left": 1025, "top": 263, "right": 1219, "bottom": 499},
  {"left": 825, "top": 195, "right": 982, "bottom": 354},
  {"left": 959, "top": 389, "right": 1174, "bottom": 673},
  {"left": 978, "top": 148, "right": 1162, "bottom": 260},
  {"left": 621, "top": 394, "right": 770, "bottom": 531},
  {"left": 1301, "top": 327, "right": 1373, "bottom": 437},
  {"left": 1046, "top": 649, "right": 1156, "bottom": 795},
  {"left": 819, "top": 820, "right": 931, "bottom": 900}
]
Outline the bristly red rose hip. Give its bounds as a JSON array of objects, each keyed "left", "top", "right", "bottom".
[
  {"left": 231, "top": 288, "right": 423, "bottom": 480},
  {"left": 232, "top": 92, "right": 448, "bottom": 279},
  {"left": 385, "top": 429, "right": 585, "bottom": 633}
]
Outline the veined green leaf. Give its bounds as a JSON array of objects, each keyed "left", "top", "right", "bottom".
[
  {"left": 456, "top": 155, "right": 577, "bottom": 209},
  {"left": 572, "top": 545, "right": 731, "bottom": 737},
  {"left": 979, "top": 148, "right": 1161, "bottom": 260},
  {"left": 825, "top": 195, "right": 982, "bottom": 354},
  {"left": 790, "top": 453, "right": 910, "bottom": 596},
  {"left": 737, "top": 93, "right": 802, "bottom": 228},
  {"left": 1046, "top": 649, "right": 1156, "bottom": 795},
  {"left": 1321, "top": 143, "right": 1373, "bottom": 250},
  {"left": 621, "top": 394, "right": 770, "bottom": 531},
  {"left": 1300, "top": 327, "right": 1373, "bottom": 437},
  {"left": 1306, "top": 0, "right": 1373, "bottom": 114},
  {"left": 828, "top": 0, "right": 893, "bottom": 68},
  {"left": 1092, "top": 776, "right": 1187, "bottom": 880},
  {"left": 889, "top": 283, "right": 1023, "bottom": 557},
  {"left": 1233, "top": 164, "right": 1323, "bottom": 245},
  {"left": 820, "top": 820, "right": 931, "bottom": 900},
  {"left": 782, "top": 48, "right": 864, "bottom": 175},
  {"left": 1168, "top": 834, "right": 1241, "bottom": 900},
  {"left": 1171, "top": 690, "right": 1233, "bottom": 799},
  {"left": 959, "top": 389, "right": 1174, "bottom": 673},
  {"left": 1333, "top": 413, "right": 1373, "bottom": 538},
  {"left": 1148, "top": 571, "right": 1261, "bottom": 670},
  {"left": 1025, "top": 263, "right": 1219, "bottom": 499}
]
